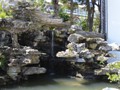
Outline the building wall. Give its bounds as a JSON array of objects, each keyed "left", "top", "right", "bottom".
[{"left": 107, "top": 0, "right": 120, "bottom": 44}]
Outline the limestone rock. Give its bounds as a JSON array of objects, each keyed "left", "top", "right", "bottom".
[
  {"left": 7, "top": 66, "right": 21, "bottom": 80},
  {"left": 67, "top": 43, "right": 86, "bottom": 53},
  {"left": 0, "top": 30, "right": 12, "bottom": 46},
  {"left": 0, "top": 76, "right": 7, "bottom": 85},
  {"left": 76, "top": 43, "right": 86, "bottom": 53},
  {"left": 56, "top": 49, "right": 79, "bottom": 58},
  {"left": 67, "top": 42, "right": 77, "bottom": 51},
  {"left": 68, "top": 33, "right": 86, "bottom": 43},
  {"left": 86, "top": 38, "right": 104, "bottom": 43},
  {"left": 99, "top": 45, "right": 112, "bottom": 52},
  {"left": 76, "top": 73, "right": 83, "bottom": 78},
  {"left": 8, "top": 47, "right": 41, "bottom": 66},
  {"left": 76, "top": 57, "right": 85, "bottom": 62},
  {"left": 88, "top": 43, "right": 98, "bottom": 49},
  {"left": 22, "top": 67, "right": 46, "bottom": 75},
  {"left": 79, "top": 49, "right": 94, "bottom": 59},
  {"left": 96, "top": 55, "right": 109, "bottom": 62},
  {"left": 12, "top": 20, "right": 31, "bottom": 30},
  {"left": 94, "top": 67, "right": 120, "bottom": 75},
  {"left": 76, "top": 31, "right": 104, "bottom": 38},
  {"left": 69, "top": 25, "right": 82, "bottom": 34},
  {"left": 86, "top": 38, "right": 105, "bottom": 49}
]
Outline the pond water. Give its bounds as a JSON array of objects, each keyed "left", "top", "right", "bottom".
[
  {"left": 1, "top": 75, "right": 119, "bottom": 90},
  {"left": 107, "top": 51, "right": 120, "bottom": 63}
]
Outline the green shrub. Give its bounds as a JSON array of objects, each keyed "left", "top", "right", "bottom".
[
  {"left": 106, "top": 73, "right": 120, "bottom": 83},
  {"left": 80, "top": 19, "right": 89, "bottom": 31},
  {"left": 0, "top": 2, "right": 12, "bottom": 19},
  {"left": 59, "top": 8, "right": 70, "bottom": 22},
  {"left": 59, "top": 12, "right": 70, "bottom": 22},
  {"left": 106, "top": 62, "right": 120, "bottom": 82},
  {"left": 0, "top": 11, "right": 7, "bottom": 18}
]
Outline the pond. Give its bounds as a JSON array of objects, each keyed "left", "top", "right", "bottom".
[
  {"left": 1, "top": 75, "right": 119, "bottom": 90},
  {"left": 107, "top": 51, "right": 120, "bottom": 63}
]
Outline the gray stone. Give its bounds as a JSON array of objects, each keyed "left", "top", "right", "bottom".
[
  {"left": 88, "top": 43, "right": 98, "bottom": 49},
  {"left": 69, "top": 25, "right": 83, "bottom": 34},
  {"left": 99, "top": 45, "right": 112, "bottom": 52},
  {"left": 76, "top": 43, "right": 86, "bottom": 53},
  {"left": 76, "top": 57, "right": 85, "bottom": 62},
  {"left": 68, "top": 33, "right": 86, "bottom": 43},
  {"left": 0, "top": 76, "right": 6, "bottom": 85},
  {"left": 86, "top": 38, "right": 104, "bottom": 43},
  {"left": 0, "top": 30, "right": 12, "bottom": 46},
  {"left": 8, "top": 47, "right": 41, "bottom": 66},
  {"left": 12, "top": 20, "right": 31, "bottom": 29},
  {"left": 7, "top": 66, "right": 21, "bottom": 80},
  {"left": 67, "top": 42, "right": 77, "bottom": 51},
  {"left": 94, "top": 67, "right": 120, "bottom": 75},
  {"left": 71, "top": 25, "right": 82, "bottom": 31},
  {"left": 96, "top": 55, "right": 108, "bottom": 61},
  {"left": 56, "top": 49, "right": 79, "bottom": 58},
  {"left": 76, "top": 73, "right": 83, "bottom": 78},
  {"left": 22, "top": 67, "right": 46, "bottom": 75},
  {"left": 80, "top": 49, "right": 94, "bottom": 59},
  {"left": 67, "top": 43, "right": 85, "bottom": 53},
  {"left": 76, "top": 31, "right": 104, "bottom": 38}
]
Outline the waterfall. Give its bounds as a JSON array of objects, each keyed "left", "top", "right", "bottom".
[
  {"left": 51, "top": 30, "right": 54, "bottom": 58},
  {"left": 0, "top": 31, "right": 6, "bottom": 47}
]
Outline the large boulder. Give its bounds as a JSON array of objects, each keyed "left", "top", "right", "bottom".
[
  {"left": 68, "top": 33, "right": 86, "bottom": 43},
  {"left": 76, "top": 31, "right": 104, "bottom": 38},
  {"left": 8, "top": 47, "right": 41, "bottom": 66}
]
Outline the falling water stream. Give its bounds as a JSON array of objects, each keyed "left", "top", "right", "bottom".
[{"left": 51, "top": 30, "right": 54, "bottom": 58}]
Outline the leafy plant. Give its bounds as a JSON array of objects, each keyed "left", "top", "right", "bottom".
[
  {"left": 109, "top": 62, "right": 120, "bottom": 69},
  {"left": 93, "top": 14, "right": 100, "bottom": 32},
  {"left": 106, "top": 62, "right": 120, "bottom": 82},
  {"left": 34, "top": 0, "right": 45, "bottom": 11},
  {"left": 59, "top": 8, "right": 70, "bottom": 22},
  {"left": 106, "top": 73, "right": 120, "bottom": 83},
  {"left": 80, "top": 19, "right": 89, "bottom": 31},
  {"left": 0, "top": 2, "right": 13, "bottom": 19},
  {"left": 0, "top": 11, "right": 7, "bottom": 18}
]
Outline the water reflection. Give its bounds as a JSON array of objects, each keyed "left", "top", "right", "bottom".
[
  {"left": 1, "top": 75, "right": 118, "bottom": 90},
  {"left": 107, "top": 51, "right": 120, "bottom": 63}
]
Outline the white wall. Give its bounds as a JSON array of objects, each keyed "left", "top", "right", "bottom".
[{"left": 108, "top": 0, "right": 120, "bottom": 44}]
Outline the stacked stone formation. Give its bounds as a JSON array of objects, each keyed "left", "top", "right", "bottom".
[
  {"left": 7, "top": 47, "right": 46, "bottom": 80},
  {"left": 56, "top": 25, "right": 113, "bottom": 63}
]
